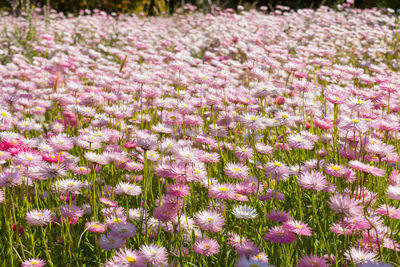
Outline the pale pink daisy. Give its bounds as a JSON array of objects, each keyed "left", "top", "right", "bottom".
[
  {"left": 25, "top": 209, "right": 55, "bottom": 226},
  {"left": 283, "top": 220, "right": 312, "bottom": 236},
  {"left": 195, "top": 210, "right": 225, "bottom": 232},
  {"left": 193, "top": 238, "right": 220, "bottom": 256},
  {"left": 140, "top": 244, "right": 168, "bottom": 265}
]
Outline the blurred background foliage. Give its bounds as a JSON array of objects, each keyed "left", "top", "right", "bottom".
[{"left": 0, "top": 0, "right": 398, "bottom": 16}]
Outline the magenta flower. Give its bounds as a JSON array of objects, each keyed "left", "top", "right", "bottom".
[
  {"left": 60, "top": 204, "right": 84, "bottom": 219},
  {"left": 267, "top": 210, "right": 290, "bottom": 222},
  {"left": 153, "top": 205, "right": 177, "bottom": 222},
  {"left": 297, "top": 254, "right": 328, "bottom": 267},
  {"left": 167, "top": 183, "right": 190, "bottom": 198},
  {"left": 264, "top": 226, "right": 297, "bottom": 243},
  {"left": 99, "top": 197, "right": 118, "bottom": 207}
]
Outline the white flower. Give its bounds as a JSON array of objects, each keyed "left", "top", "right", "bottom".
[
  {"left": 128, "top": 208, "right": 147, "bottom": 221},
  {"left": 52, "top": 179, "right": 84, "bottom": 195},
  {"left": 232, "top": 205, "right": 258, "bottom": 219},
  {"left": 115, "top": 182, "right": 142, "bottom": 196}
]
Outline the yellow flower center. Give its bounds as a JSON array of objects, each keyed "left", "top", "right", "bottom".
[
  {"left": 126, "top": 257, "right": 136, "bottom": 264},
  {"left": 218, "top": 187, "right": 229, "bottom": 192},
  {"left": 273, "top": 162, "right": 281, "bottom": 167},
  {"left": 1, "top": 112, "right": 8, "bottom": 117},
  {"left": 332, "top": 166, "right": 341, "bottom": 171},
  {"left": 233, "top": 167, "right": 241, "bottom": 172}
]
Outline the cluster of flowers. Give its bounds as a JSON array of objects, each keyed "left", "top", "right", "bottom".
[{"left": 1, "top": 1, "right": 400, "bottom": 266}]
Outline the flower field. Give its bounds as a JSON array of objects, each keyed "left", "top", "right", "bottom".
[{"left": 1, "top": 5, "right": 400, "bottom": 267}]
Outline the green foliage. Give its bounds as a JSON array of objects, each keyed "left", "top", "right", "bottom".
[{"left": 0, "top": 0, "right": 399, "bottom": 15}]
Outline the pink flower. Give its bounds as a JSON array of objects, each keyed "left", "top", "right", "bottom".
[
  {"left": 99, "top": 197, "right": 118, "bottom": 207},
  {"left": 264, "top": 161, "right": 290, "bottom": 181},
  {"left": 267, "top": 210, "right": 290, "bottom": 222},
  {"left": 283, "top": 220, "right": 312, "bottom": 236},
  {"left": 349, "top": 161, "right": 385, "bottom": 177},
  {"left": 389, "top": 170, "right": 400, "bottom": 186},
  {"left": 109, "top": 222, "right": 137, "bottom": 238},
  {"left": 329, "top": 194, "right": 363, "bottom": 217},
  {"left": 85, "top": 222, "right": 107, "bottom": 233},
  {"left": 297, "top": 254, "right": 328, "bottom": 267},
  {"left": 195, "top": 210, "right": 225, "bottom": 233},
  {"left": 264, "top": 226, "right": 297, "bottom": 243},
  {"left": 387, "top": 186, "right": 400, "bottom": 200},
  {"left": 209, "top": 183, "right": 236, "bottom": 200},
  {"left": 224, "top": 162, "right": 249, "bottom": 180},
  {"left": 97, "top": 234, "right": 126, "bottom": 250},
  {"left": 193, "top": 238, "right": 220, "bottom": 256},
  {"left": 26, "top": 209, "right": 56, "bottom": 227},
  {"left": 22, "top": 258, "right": 46, "bottom": 267},
  {"left": 325, "top": 164, "right": 346, "bottom": 177},
  {"left": 153, "top": 205, "right": 177, "bottom": 222},
  {"left": 140, "top": 244, "right": 168, "bottom": 265},
  {"left": 298, "top": 170, "right": 328, "bottom": 191},
  {"left": 111, "top": 247, "right": 146, "bottom": 266}
]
